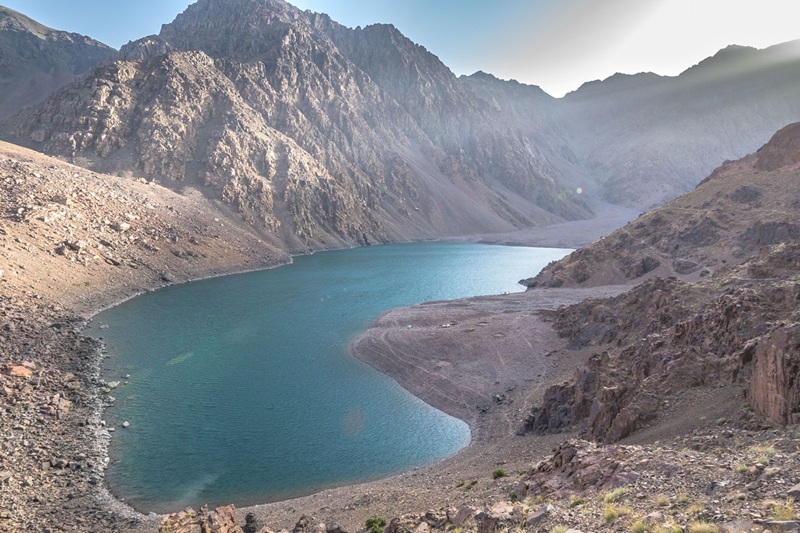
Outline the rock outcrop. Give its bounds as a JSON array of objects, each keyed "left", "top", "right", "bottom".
[
  {"left": 748, "top": 324, "right": 800, "bottom": 426},
  {"left": 0, "top": 6, "right": 114, "bottom": 119}
]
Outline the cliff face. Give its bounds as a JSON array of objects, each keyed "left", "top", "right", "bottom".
[
  {"left": 0, "top": 6, "right": 114, "bottom": 120},
  {"left": 520, "top": 124, "right": 800, "bottom": 441},
  {"left": 2, "top": 0, "right": 590, "bottom": 251}
]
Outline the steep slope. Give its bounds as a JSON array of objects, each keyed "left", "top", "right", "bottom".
[
  {"left": 559, "top": 41, "right": 800, "bottom": 210},
  {"left": 1, "top": 0, "right": 590, "bottom": 251},
  {"left": 518, "top": 123, "right": 800, "bottom": 442},
  {"left": 0, "top": 6, "right": 114, "bottom": 119}
]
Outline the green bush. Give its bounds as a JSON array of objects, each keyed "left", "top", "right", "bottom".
[
  {"left": 365, "top": 516, "right": 387, "bottom": 533},
  {"left": 492, "top": 468, "right": 508, "bottom": 479}
]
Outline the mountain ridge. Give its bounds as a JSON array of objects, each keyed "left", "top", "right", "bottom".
[
  {"left": 1, "top": 0, "right": 592, "bottom": 252},
  {"left": 0, "top": 5, "right": 115, "bottom": 120}
]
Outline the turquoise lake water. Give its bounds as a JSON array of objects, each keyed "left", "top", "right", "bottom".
[{"left": 88, "top": 242, "right": 570, "bottom": 513}]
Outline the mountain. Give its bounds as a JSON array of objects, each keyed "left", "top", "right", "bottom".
[
  {"left": 0, "top": 6, "right": 114, "bottom": 119},
  {"left": 557, "top": 41, "right": 800, "bottom": 210},
  {"left": 519, "top": 122, "right": 800, "bottom": 442},
  {"left": 524, "top": 121, "right": 800, "bottom": 289},
  {"left": 4, "top": 1, "right": 800, "bottom": 249},
  {"left": 1, "top": 0, "right": 590, "bottom": 252}
]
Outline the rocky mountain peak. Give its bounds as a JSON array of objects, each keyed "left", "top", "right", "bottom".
[
  {"left": 118, "top": 34, "right": 174, "bottom": 61},
  {"left": 158, "top": 0, "right": 312, "bottom": 61},
  {"left": 755, "top": 121, "right": 800, "bottom": 171},
  {"left": 0, "top": 6, "right": 114, "bottom": 119}
]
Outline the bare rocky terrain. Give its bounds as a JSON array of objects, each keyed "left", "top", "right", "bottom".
[{"left": 0, "top": 141, "right": 287, "bottom": 531}]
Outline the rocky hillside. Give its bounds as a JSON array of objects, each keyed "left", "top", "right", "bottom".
[
  {"left": 4, "top": 1, "right": 800, "bottom": 247},
  {"left": 0, "top": 140, "right": 293, "bottom": 531},
  {"left": 1, "top": 0, "right": 590, "bottom": 252},
  {"left": 518, "top": 123, "right": 800, "bottom": 443},
  {"left": 0, "top": 6, "right": 114, "bottom": 120}
]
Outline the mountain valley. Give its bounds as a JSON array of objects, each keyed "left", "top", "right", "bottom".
[{"left": 0, "top": 0, "right": 799, "bottom": 531}]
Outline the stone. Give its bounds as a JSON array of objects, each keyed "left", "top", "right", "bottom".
[
  {"left": 64, "top": 240, "right": 87, "bottom": 252},
  {"left": 206, "top": 504, "right": 243, "bottom": 532},
  {"left": 525, "top": 506, "right": 549, "bottom": 528},
  {"left": 112, "top": 222, "right": 131, "bottom": 233},
  {"left": 6, "top": 365, "right": 33, "bottom": 378},
  {"left": 325, "top": 522, "right": 346, "bottom": 533},
  {"left": 122, "top": 421, "right": 130, "bottom": 428},
  {"left": 762, "top": 522, "right": 800, "bottom": 532},
  {"left": 721, "top": 520, "right": 756, "bottom": 533},
  {"left": 474, "top": 512, "right": 497, "bottom": 533},
  {"left": 747, "top": 325, "right": 800, "bottom": 426},
  {"left": 788, "top": 483, "right": 800, "bottom": 499},
  {"left": 293, "top": 515, "right": 310, "bottom": 533},
  {"left": 411, "top": 523, "right": 428, "bottom": 533},
  {"left": 452, "top": 506, "right": 475, "bottom": 527}
]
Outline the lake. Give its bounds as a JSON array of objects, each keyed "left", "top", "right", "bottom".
[{"left": 88, "top": 242, "right": 570, "bottom": 513}]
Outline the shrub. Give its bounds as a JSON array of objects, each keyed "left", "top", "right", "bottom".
[
  {"left": 602, "top": 503, "right": 632, "bottom": 522},
  {"left": 492, "top": 468, "right": 508, "bottom": 479},
  {"left": 569, "top": 497, "right": 586, "bottom": 508},
  {"left": 365, "top": 516, "right": 387, "bottom": 533},
  {"left": 772, "top": 498, "right": 796, "bottom": 521},
  {"left": 603, "top": 487, "right": 630, "bottom": 503},
  {"left": 688, "top": 521, "right": 719, "bottom": 533}
]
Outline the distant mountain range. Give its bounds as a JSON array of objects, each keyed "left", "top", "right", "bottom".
[
  {"left": 2, "top": 0, "right": 800, "bottom": 249},
  {"left": 0, "top": 6, "right": 114, "bottom": 120}
]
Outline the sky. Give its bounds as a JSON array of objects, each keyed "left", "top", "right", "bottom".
[{"left": 4, "top": 0, "right": 800, "bottom": 97}]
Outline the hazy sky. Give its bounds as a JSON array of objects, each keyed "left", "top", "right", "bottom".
[{"left": 4, "top": 0, "right": 800, "bottom": 96}]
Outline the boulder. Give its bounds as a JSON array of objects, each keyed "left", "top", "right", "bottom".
[
  {"left": 6, "top": 365, "right": 33, "bottom": 379},
  {"left": 451, "top": 506, "right": 475, "bottom": 527}
]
